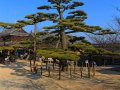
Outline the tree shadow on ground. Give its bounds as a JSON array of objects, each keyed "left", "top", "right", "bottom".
[
  {"left": 0, "top": 61, "right": 42, "bottom": 80},
  {"left": 0, "top": 78, "right": 45, "bottom": 90},
  {"left": 97, "top": 66, "right": 120, "bottom": 75}
]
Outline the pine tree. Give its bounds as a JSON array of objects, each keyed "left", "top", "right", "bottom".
[
  {"left": 37, "top": 0, "right": 102, "bottom": 50},
  {"left": 0, "top": 22, "right": 27, "bottom": 31},
  {"left": 0, "top": 22, "right": 12, "bottom": 29},
  {"left": 68, "top": 35, "right": 85, "bottom": 44},
  {"left": 16, "top": 12, "right": 57, "bottom": 71}
]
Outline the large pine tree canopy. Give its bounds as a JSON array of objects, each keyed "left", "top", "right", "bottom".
[
  {"left": 37, "top": 0, "right": 102, "bottom": 35},
  {"left": 0, "top": 0, "right": 118, "bottom": 61}
]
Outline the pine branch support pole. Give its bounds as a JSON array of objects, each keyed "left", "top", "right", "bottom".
[
  {"left": 34, "top": 65, "right": 38, "bottom": 74},
  {"left": 80, "top": 62, "right": 83, "bottom": 78},
  {"left": 48, "top": 66, "right": 51, "bottom": 77},
  {"left": 59, "top": 63, "right": 61, "bottom": 80},
  {"left": 70, "top": 64, "right": 72, "bottom": 78},
  {"left": 92, "top": 62, "right": 96, "bottom": 77},
  {"left": 46, "top": 61, "right": 48, "bottom": 70},
  {"left": 88, "top": 62, "right": 91, "bottom": 78},
  {"left": 30, "top": 60, "right": 32, "bottom": 72},
  {"left": 53, "top": 61, "right": 55, "bottom": 70},
  {"left": 73, "top": 61, "right": 76, "bottom": 73},
  {"left": 41, "top": 67, "right": 43, "bottom": 76}
]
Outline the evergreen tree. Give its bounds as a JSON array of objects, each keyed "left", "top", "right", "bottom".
[
  {"left": 16, "top": 12, "right": 57, "bottom": 71},
  {"left": 18, "top": 12, "right": 57, "bottom": 51},
  {"left": 37, "top": 0, "right": 102, "bottom": 50},
  {"left": 68, "top": 35, "right": 85, "bottom": 44},
  {"left": 0, "top": 22, "right": 12, "bottom": 29}
]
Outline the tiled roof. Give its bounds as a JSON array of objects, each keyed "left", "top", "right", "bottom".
[{"left": 0, "top": 28, "right": 29, "bottom": 37}]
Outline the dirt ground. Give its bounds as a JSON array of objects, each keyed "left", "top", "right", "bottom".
[{"left": 0, "top": 60, "right": 119, "bottom": 90}]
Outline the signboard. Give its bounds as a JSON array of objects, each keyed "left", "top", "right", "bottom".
[{"left": 85, "top": 60, "right": 88, "bottom": 64}]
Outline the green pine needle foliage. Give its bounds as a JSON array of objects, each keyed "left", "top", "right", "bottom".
[
  {"left": 69, "top": 42, "right": 119, "bottom": 55},
  {"left": 0, "top": 46, "right": 14, "bottom": 50},
  {"left": 37, "top": 49, "right": 80, "bottom": 61}
]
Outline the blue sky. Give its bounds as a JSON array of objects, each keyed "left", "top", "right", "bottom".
[{"left": 0, "top": 0, "right": 120, "bottom": 33}]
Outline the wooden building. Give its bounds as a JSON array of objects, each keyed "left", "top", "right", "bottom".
[{"left": 0, "top": 28, "right": 32, "bottom": 45}]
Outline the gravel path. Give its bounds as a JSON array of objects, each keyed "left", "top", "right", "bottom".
[
  {"left": 0, "top": 61, "right": 119, "bottom": 90},
  {"left": 0, "top": 62, "right": 66, "bottom": 90}
]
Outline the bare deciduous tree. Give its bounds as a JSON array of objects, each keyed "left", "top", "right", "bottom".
[{"left": 87, "top": 15, "right": 120, "bottom": 53}]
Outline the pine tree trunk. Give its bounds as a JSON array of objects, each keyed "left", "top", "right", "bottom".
[
  {"left": 57, "top": 3, "right": 68, "bottom": 50},
  {"left": 60, "top": 31, "right": 68, "bottom": 50},
  {"left": 33, "top": 23, "right": 37, "bottom": 66},
  {"left": 34, "top": 23, "right": 37, "bottom": 53},
  {"left": 55, "top": 39, "right": 60, "bottom": 49}
]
